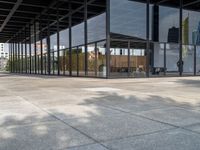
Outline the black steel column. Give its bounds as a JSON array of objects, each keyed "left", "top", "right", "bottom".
[
  {"left": 47, "top": 14, "right": 51, "bottom": 75},
  {"left": 16, "top": 40, "right": 18, "bottom": 73},
  {"left": 14, "top": 40, "right": 16, "bottom": 73},
  {"left": 84, "top": 0, "right": 88, "bottom": 76},
  {"left": 21, "top": 35, "right": 24, "bottom": 73},
  {"left": 69, "top": 1, "right": 72, "bottom": 76},
  {"left": 57, "top": 4, "right": 60, "bottom": 75},
  {"left": 16, "top": 37, "right": 18, "bottom": 73},
  {"left": 106, "top": 0, "right": 110, "bottom": 78},
  {"left": 52, "top": 43, "right": 55, "bottom": 75},
  {"left": 10, "top": 43, "right": 12, "bottom": 72},
  {"left": 152, "top": 5, "right": 159, "bottom": 42},
  {"left": 12, "top": 42, "right": 14, "bottom": 72},
  {"left": 25, "top": 27, "right": 27, "bottom": 74},
  {"left": 39, "top": 17, "right": 43, "bottom": 75},
  {"left": 9, "top": 41, "right": 13, "bottom": 73},
  {"left": 18, "top": 36, "right": 20, "bottom": 73},
  {"left": 34, "top": 21, "right": 37, "bottom": 74},
  {"left": 13, "top": 41, "right": 15, "bottom": 72},
  {"left": 164, "top": 43, "right": 166, "bottom": 76},
  {"left": 29, "top": 24, "right": 32, "bottom": 74},
  {"left": 9, "top": 43, "right": 11, "bottom": 72},
  {"left": 179, "top": 0, "right": 183, "bottom": 76},
  {"left": 146, "top": 0, "right": 150, "bottom": 77},
  {"left": 128, "top": 41, "right": 130, "bottom": 77},
  {"left": 77, "top": 46, "right": 79, "bottom": 76},
  {"left": 194, "top": 45, "right": 196, "bottom": 75},
  {"left": 95, "top": 42, "right": 97, "bottom": 76}
]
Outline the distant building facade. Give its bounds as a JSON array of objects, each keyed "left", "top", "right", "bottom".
[{"left": 0, "top": 43, "right": 9, "bottom": 70}]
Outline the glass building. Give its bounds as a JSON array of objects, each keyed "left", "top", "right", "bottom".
[{"left": 1, "top": 0, "right": 200, "bottom": 78}]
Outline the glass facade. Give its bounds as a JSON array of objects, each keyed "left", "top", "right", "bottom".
[
  {"left": 110, "top": 0, "right": 146, "bottom": 39},
  {"left": 8, "top": 0, "right": 200, "bottom": 78}
]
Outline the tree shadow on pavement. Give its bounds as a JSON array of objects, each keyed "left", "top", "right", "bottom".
[{"left": 1, "top": 91, "right": 200, "bottom": 150}]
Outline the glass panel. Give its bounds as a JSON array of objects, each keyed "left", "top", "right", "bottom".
[
  {"left": 150, "top": 42, "right": 165, "bottom": 76},
  {"left": 72, "top": 23, "right": 84, "bottom": 47},
  {"left": 60, "top": 28, "right": 69, "bottom": 75},
  {"left": 60, "top": 29, "right": 69, "bottom": 49},
  {"left": 60, "top": 49, "right": 65, "bottom": 75},
  {"left": 50, "top": 33, "right": 57, "bottom": 75},
  {"left": 78, "top": 46, "right": 85, "bottom": 76},
  {"left": 110, "top": 0, "right": 146, "bottom": 40},
  {"left": 182, "top": 45, "right": 194, "bottom": 75},
  {"left": 159, "top": 6, "right": 179, "bottom": 43},
  {"left": 35, "top": 23, "right": 39, "bottom": 74},
  {"left": 110, "top": 40, "right": 129, "bottom": 77},
  {"left": 88, "top": 13, "right": 106, "bottom": 43},
  {"left": 87, "top": 43, "right": 96, "bottom": 76},
  {"left": 196, "top": 46, "right": 200, "bottom": 75},
  {"left": 44, "top": 53, "right": 47, "bottom": 75},
  {"left": 36, "top": 41, "right": 41, "bottom": 74},
  {"left": 31, "top": 43, "right": 34, "bottom": 73},
  {"left": 42, "top": 38, "right": 48, "bottom": 75},
  {"left": 166, "top": 43, "right": 179, "bottom": 76},
  {"left": 72, "top": 7, "right": 84, "bottom": 47},
  {"left": 72, "top": 47, "right": 78, "bottom": 76},
  {"left": 182, "top": 9, "right": 200, "bottom": 45},
  {"left": 97, "top": 41, "right": 106, "bottom": 77},
  {"left": 27, "top": 42, "right": 30, "bottom": 73},
  {"left": 22, "top": 43, "right": 26, "bottom": 73},
  {"left": 130, "top": 41, "right": 147, "bottom": 78},
  {"left": 65, "top": 48, "right": 70, "bottom": 75}
]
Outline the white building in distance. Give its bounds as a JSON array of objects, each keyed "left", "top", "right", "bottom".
[{"left": 0, "top": 43, "right": 9, "bottom": 70}]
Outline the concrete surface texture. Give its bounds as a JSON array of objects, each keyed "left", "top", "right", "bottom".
[{"left": 1, "top": 73, "right": 200, "bottom": 150}]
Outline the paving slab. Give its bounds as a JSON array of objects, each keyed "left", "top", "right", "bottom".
[
  {"left": 92, "top": 93, "right": 175, "bottom": 113},
  {"left": 66, "top": 143, "right": 108, "bottom": 150},
  {"left": 0, "top": 121, "right": 94, "bottom": 150},
  {"left": 103, "top": 128, "right": 200, "bottom": 150},
  {"left": 138, "top": 107, "right": 200, "bottom": 127},
  {"left": 64, "top": 113, "right": 174, "bottom": 142},
  {"left": 184, "top": 123, "right": 200, "bottom": 134},
  {"left": 44, "top": 104, "right": 123, "bottom": 121}
]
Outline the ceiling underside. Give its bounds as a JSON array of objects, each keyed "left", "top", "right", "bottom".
[
  {"left": 0, "top": 0, "right": 199, "bottom": 43},
  {"left": 0, "top": 0, "right": 106, "bottom": 43}
]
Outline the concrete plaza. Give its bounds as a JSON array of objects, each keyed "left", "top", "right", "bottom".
[{"left": 1, "top": 73, "right": 200, "bottom": 150}]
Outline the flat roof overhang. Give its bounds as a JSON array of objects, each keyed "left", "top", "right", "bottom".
[
  {"left": 0, "top": 0, "right": 200, "bottom": 43},
  {"left": 0, "top": 0, "right": 106, "bottom": 43}
]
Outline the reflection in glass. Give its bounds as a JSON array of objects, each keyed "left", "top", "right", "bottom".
[
  {"left": 183, "top": 10, "right": 200, "bottom": 45},
  {"left": 78, "top": 46, "right": 85, "bottom": 76},
  {"left": 151, "top": 43, "right": 165, "bottom": 76},
  {"left": 159, "top": 6, "right": 179, "bottom": 43},
  {"left": 182, "top": 45, "right": 194, "bottom": 75},
  {"left": 166, "top": 43, "right": 179, "bottom": 76},
  {"left": 36, "top": 41, "right": 41, "bottom": 74},
  {"left": 110, "top": 41, "right": 129, "bottom": 77},
  {"left": 87, "top": 44, "right": 96, "bottom": 76},
  {"left": 42, "top": 38, "right": 48, "bottom": 75},
  {"left": 72, "top": 23, "right": 84, "bottom": 47},
  {"left": 88, "top": 13, "right": 106, "bottom": 43},
  {"left": 72, "top": 47, "right": 78, "bottom": 76},
  {"left": 196, "top": 46, "right": 200, "bottom": 74},
  {"left": 130, "top": 41, "right": 146, "bottom": 78},
  {"left": 110, "top": 0, "right": 146, "bottom": 39},
  {"left": 97, "top": 41, "right": 106, "bottom": 77},
  {"left": 50, "top": 33, "right": 58, "bottom": 75}
]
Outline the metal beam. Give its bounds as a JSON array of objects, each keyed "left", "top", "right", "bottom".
[
  {"left": 183, "top": 0, "right": 200, "bottom": 7},
  {"left": 156, "top": 0, "right": 170, "bottom": 5},
  {"left": 0, "top": 0, "right": 23, "bottom": 32}
]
